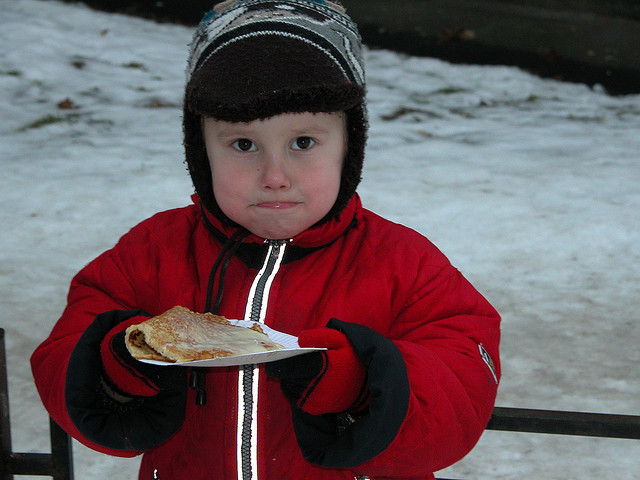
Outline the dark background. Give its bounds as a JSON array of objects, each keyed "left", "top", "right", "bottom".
[{"left": 57, "top": 0, "right": 640, "bottom": 94}]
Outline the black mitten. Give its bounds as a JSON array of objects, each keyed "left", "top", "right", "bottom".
[{"left": 65, "top": 309, "right": 187, "bottom": 451}]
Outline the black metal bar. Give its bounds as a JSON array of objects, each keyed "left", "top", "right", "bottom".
[
  {"left": 49, "top": 418, "right": 73, "bottom": 480},
  {"left": 0, "top": 328, "right": 73, "bottom": 479},
  {"left": 0, "top": 328, "right": 14, "bottom": 480},
  {"left": 488, "top": 406, "right": 640, "bottom": 439},
  {"left": 5, "top": 453, "right": 56, "bottom": 476},
  {"left": 5, "top": 444, "right": 72, "bottom": 480}
]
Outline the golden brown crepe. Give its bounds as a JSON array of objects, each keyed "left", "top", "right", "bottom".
[{"left": 125, "top": 306, "right": 283, "bottom": 363}]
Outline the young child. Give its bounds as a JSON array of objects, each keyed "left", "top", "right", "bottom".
[{"left": 31, "top": 1, "right": 501, "bottom": 479}]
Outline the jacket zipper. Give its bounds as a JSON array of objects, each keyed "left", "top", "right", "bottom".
[{"left": 238, "top": 240, "right": 288, "bottom": 480}]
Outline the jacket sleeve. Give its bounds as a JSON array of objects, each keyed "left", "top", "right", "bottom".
[
  {"left": 289, "top": 240, "right": 501, "bottom": 477},
  {"left": 30, "top": 222, "right": 159, "bottom": 457},
  {"left": 368, "top": 262, "right": 501, "bottom": 476}
]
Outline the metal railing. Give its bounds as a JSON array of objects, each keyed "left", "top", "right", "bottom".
[
  {"left": 488, "top": 406, "right": 640, "bottom": 439},
  {"left": 1, "top": 327, "right": 639, "bottom": 479},
  {"left": 437, "top": 406, "right": 640, "bottom": 479},
  {"left": 0, "top": 328, "right": 73, "bottom": 480}
]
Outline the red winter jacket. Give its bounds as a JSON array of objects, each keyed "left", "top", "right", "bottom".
[{"left": 31, "top": 194, "right": 500, "bottom": 480}]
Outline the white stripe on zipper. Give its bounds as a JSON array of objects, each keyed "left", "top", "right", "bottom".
[
  {"left": 243, "top": 241, "right": 286, "bottom": 323},
  {"left": 237, "top": 241, "right": 287, "bottom": 480}
]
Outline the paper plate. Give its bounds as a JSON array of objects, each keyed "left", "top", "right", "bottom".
[{"left": 138, "top": 320, "right": 323, "bottom": 367}]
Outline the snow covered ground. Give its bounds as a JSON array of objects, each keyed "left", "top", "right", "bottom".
[{"left": 1, "top": 0, "right": 639, "bottom": 478}]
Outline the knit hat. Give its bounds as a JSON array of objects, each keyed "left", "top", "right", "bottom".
[{"left": 183, "top": 0, "right": 367, "bottom": 224}]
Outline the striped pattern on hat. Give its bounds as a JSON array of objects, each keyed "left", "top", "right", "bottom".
[{"left": 187, "top": 0, "right": 364, "bottom": 87}]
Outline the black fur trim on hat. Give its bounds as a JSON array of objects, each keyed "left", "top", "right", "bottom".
[{"left": 187, "top": 82, "right": 364, "bottom": 123}]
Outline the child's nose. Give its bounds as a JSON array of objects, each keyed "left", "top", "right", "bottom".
[{"left": 261, "top": 154, "right": 291, "bottom": 190}]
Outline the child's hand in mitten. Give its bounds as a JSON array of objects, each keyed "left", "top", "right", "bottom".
[
  {"left": 65, "top": 309, "right": 187, "bottom": 451},
  {"left": 266, "top": 328, "right": 368, "bottom": 415},
  {"left": 100, "top": 315, "right": 183, "bottom": 397}
]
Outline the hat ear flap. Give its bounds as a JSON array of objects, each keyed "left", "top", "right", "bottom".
[
  {"left": 321, "top": 103, "right": 367, "bottom": 222},
  {"left": 183, "top": 108, "right": 224, "bottom": 221}
]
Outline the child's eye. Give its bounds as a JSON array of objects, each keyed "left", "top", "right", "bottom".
[
  {"left": 233, "top": 138, "right": 256, "bottom": 152},
  {"left": 291, "top": 137, "right": 315, "bottom": 150}
]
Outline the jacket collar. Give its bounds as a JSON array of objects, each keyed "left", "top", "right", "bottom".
[{"left": 194, "top": 193, "right": 360, "bottom": 249}]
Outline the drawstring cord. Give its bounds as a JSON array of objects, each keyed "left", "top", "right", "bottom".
[
  {"left": 207, "top": 228, "right": 249, "bottom": 314},
  {"left": 189, "top": 369, "right": 208, "bottom": 406},
  {"left": 190, "top": 228, "right": 249, "bottom": 406}
]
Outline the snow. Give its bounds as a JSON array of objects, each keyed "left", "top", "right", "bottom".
[{"left": 1, "top": 0, "right": 639, "bottom": 478}]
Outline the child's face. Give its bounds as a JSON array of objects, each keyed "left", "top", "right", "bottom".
[{"left": 203, "top": 112, "right": 346, "bottom": 239}]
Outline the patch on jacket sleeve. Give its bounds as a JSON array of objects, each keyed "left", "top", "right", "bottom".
[{"left": 479, "top": 344, "right": 498, "bottom": 384}]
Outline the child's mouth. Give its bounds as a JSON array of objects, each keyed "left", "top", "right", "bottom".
[{"left": 256, "top": 202, "right": 298, "bottom": 210}]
